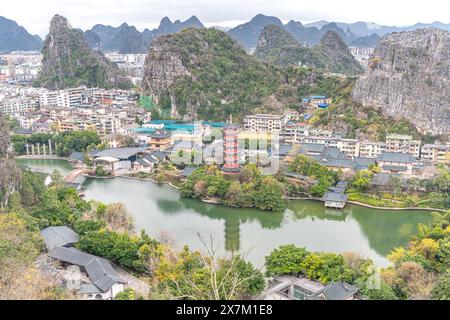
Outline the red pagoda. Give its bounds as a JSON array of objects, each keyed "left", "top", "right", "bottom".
[{"left": 221, "top": 116, "right": 241, "bottom": 173}]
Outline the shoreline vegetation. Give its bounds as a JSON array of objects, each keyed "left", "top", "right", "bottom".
[
  {"left": 3, "top": 119, "right": 449, "bottom": 301},
  {"left": 17, "top": 156, "right": 447, "bottom": 213}
]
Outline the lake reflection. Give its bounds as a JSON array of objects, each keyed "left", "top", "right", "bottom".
[{"left": 17, "top": 159, "right": 433, "bottom": 268}]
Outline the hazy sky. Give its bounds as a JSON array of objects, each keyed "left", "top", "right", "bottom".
[{"left": 3, "top": 0, "right": 449, "bottom": 37}]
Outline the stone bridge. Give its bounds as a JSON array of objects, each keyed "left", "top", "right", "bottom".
[{"left": 63, "top": 168, "right": 92, "bottom": 183}]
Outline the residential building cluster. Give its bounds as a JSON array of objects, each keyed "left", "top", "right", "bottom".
[
  {"left": 0, "top": 52, "right": 42, "bottom": 84},
  {"left": 243, "top": 112, "right": 449, "bottom": 166},
  {"left": 349, "top": 47, "right": 375, "bottom": 68},
  {"left": 2, "top": 85, "right": 149, "bottom": 135},
  {"left": 105, "top": 53, "right": 147, "bottom": 86}
]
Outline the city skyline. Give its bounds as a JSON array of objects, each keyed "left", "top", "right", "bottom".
[{"left": 2, "top": 0, "right": 450, "bottom": 38}]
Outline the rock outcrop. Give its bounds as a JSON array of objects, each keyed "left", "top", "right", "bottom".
[
  {"left": 254, "top": 25, "right": 363, "bottom": 76},
  {"left": 83, "top": 30, "right": 102, "bottom": 51},
  {"left": 353, "top": 29, "right": 450, "bottom": 135},
  {"left": 315, "top": 31, "right": 364, "bottom": 75},
  {"left": 141, "top": 28, "right": 347, "bottom": 121},
  {"left": 35, "top": 15, "right": 129, "bottom": 90}
]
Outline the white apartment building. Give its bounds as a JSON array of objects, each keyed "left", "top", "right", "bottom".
[
  {"left": 0, "top": 97, "right": 38, "bottom": 114},
  {"left": 281, "top": 123, "right": 310, "bottom": 144},
  {"left": 67, "top": 87, "right": 85, "bottom": 106},
  {"left": 39, "top": 87, "right": 86, "bottom": 108},
  {"left": 303, "top": 136, "right": 339, "bottom": 148},
  {"left": 359, "top": 141, "right": 387, "bottom": 158},
  {"left": 337, "top": 139, "right": 359, "bottom": 157},
  {"left": 244, "top": 114, "right": 288, "bottom": 133},
  {"left": 421, "top": 144, "right": 450, "bottom": 164},
  {"left": 386, "top": 134, "right": 421, "bottom": 158},
  {"left": 16, "top": 114, "right": 40, "bottom": 129},
  {"left": 96, "top": 117, "right": 121, "bottom": 135},
  {"left": 40, "top": 90, "right": 70, "bottom": 108}
]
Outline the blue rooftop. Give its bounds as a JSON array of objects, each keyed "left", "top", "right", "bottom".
[
  {"left": 150, "top": 120, "right": 177, "bottom": 125},
  {"left": 134, "top": 127, "right": 156, "bottom": 134},
  {"left": 147, "top": 120, "right": 226, "bottom": 133}
]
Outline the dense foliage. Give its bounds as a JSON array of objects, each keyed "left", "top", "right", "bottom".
[
  {"left": 155, "top": 246, "right": 266, "bottom": 300},
  {"left": 348, "top": 166, "right": 450, "bottom": 210},
  {"left": 77, "top": 229, "right": 162, "bottom": 274},
  {"left": 0, "top": 213, "right": 73, "bottom": 299},
  {"left": 181, "top": 165, "right": 286, "bottom": 212},
  {"left": 288, "top": 155, "right": 339, "bottom": 197},
  {"left": 146, "top": 28, "right": 350, "bottom": 121},
  {"left": 11, "top": 131, "right": 101, "bottom": 156}
]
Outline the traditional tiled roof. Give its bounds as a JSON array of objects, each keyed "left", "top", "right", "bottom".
[
  {"left": 378, "top": 152, "right": 415, "bottom": 163},
  {"left": 92, "top": 147, "right": 146, "bottom": 160},
  {"left": 322, "top": 192, "right": 348, "bottom": 202},
  {"left": 319, "top": 281, "right": 359, "bottom": 300},
  {"left": 40, "top": 226, "right": 80, "bottom": 251},
  {"left": 48, "top": 247, "right": 126, "bottom": 292},
  {"left": 181, "top": 166, "right": 197, "bottom": 177}
]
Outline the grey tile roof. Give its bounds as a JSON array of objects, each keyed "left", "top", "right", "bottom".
[
  {"left": 278, "top": 144, "right": 293, "bottom": 156},
  {"left": 79, "top": 284, "right": 102, "bottom": 295},
  {"left": 322, "top": 192, "right": 348, "bottom": 202},
  {"left": 92, "top": 147, "right": 146, "bottom": 160},
  {"left": 48, "top": 247, "right": 126, "bottom": 292},
  {"left": 378, "top": 152, "right": 415, "bottom": 163},
  {"left": 383, "top": 165, "right": 408, "bottom": 172},
  {"left": 150, "top": 130, "right": 172, "bottom": 139},
  {"left": 143, "top": 154, "right": 158, "bottom": 163},
  {"left": 320, "top": 158, "right": 353, "bottom": 168},
  {"left": 181, "top": 166, "right": 197, "bottom": 177},
  {"left": 320, "top": 281, "right": 359, "bottom": 300},
  {"left": 321, "top": 147, "right": 346, "bottom": 159},
  {"left": 150, "top": 150, "right": 167, "bottom": 160},
  {"left": 300, "top": 143, "right": 327, "bottom": 154},
  {"left": 353, "top": 157, "right": 376, "bottom": 167},
  {"left": 40, "top": 226, "right": 80, "bottom": 251},
  {"left": 13, "top": 127, "right": 32, "bottom": 135}
]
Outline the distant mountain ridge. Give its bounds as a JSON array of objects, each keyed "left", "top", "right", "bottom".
[
  {"left": 226, "top": 14, "right": 383, "bottom": 50},
  {"left": 85, "top": 16, "right": 204, "bottom": 53},
  {"left": 305, "top": 20, "right": 450, "bottom": 36},
  {"left": 2, "top": 14, "right": 449, "bottom": 53},
  {"left": 0, "top": 16, "right": 42, "bottom": 52}
]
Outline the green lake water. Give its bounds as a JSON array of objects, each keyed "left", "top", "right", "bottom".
[{"left": 16, "top": 158, "right": 433, "bottom": 268}]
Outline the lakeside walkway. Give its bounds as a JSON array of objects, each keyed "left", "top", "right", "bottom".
[
  {"left": 64, "top": 168, "right": 92, "bottom": 183},
  {"left": 16, "top": 155, "right": 68, "bottom": 160}
]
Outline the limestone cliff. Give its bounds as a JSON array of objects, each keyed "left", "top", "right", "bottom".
[
  {"left": 353, "top": 29, "right": 450, "bottom": 135},
  {"left": 35, "top": 15, "right": 129, "bottom": 90},
  {"left": 141, "top": 28, "right": 335, "bottom": 120}
]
